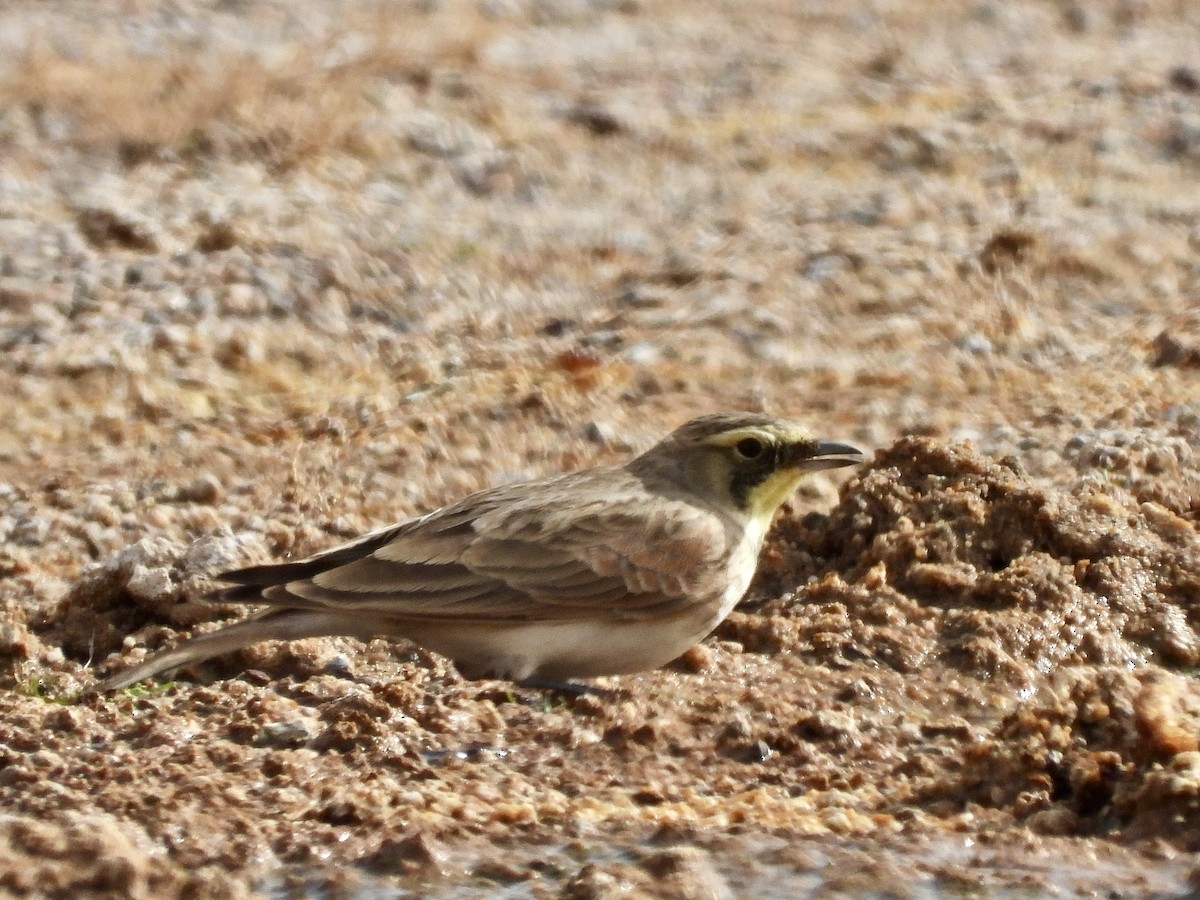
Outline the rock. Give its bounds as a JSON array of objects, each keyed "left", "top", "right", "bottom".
[
  {"left": 363, "top": 831, "right": 452, "bottom": 876},
  {"left": 177, "top": 474, "right": 224, "bottom": 506},
  {"left": 74, "top": 207, "right": 159, "bottom": 252},
  {"left": 256, "top": 719, "right": 318, "bottom": 748},
  {"left": 640, "top": 847, "right": 733, "bottom": 900},
  {"left": 1152, "top": 313, "right": 1200, "bottom": 368},
  {"left": 1135, "top": 671, "right": 1200, "bottom": 759}
]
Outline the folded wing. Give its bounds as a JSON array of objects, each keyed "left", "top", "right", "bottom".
[{"left": 215, "top": 471, "right": 731, "bottom": 622}]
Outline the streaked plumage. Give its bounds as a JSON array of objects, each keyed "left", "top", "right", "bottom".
[{"left": 96, "top": 412, "right": 863, "bottom": 690}]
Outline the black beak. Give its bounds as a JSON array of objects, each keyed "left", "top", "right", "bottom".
[{"left": 792, "top": 440, "right": 865, "bottom": 472}]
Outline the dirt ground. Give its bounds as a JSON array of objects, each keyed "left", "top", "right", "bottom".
[{"left": 2, "top": 0, "right": 1200, "bottom": 896}]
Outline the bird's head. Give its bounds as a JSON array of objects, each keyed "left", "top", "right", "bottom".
[{"left": 632, "top": 412, "right": 864, "bottom": 523}]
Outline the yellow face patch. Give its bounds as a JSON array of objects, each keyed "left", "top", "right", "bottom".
[
  {"left": 703, "top": 426, "right": 813, "bottom": 519},
  {"left": 741, "top": 466, "right": 810, "bottom": 522}
]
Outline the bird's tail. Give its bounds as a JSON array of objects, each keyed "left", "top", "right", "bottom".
[{"left": 91, "top": 610, "right": 369, "bottom": 692}]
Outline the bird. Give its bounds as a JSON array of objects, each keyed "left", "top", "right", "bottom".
[{"left": 95, "top": 412, "right": 863, "bottom": 691}]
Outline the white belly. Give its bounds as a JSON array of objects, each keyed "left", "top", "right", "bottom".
[{"left": 402, "top": 535, "right": 761, "bottom": 681}]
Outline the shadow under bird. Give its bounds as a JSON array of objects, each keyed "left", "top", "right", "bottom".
[{"left": 96, "top": 412, "right": 864, "bottom": 691}]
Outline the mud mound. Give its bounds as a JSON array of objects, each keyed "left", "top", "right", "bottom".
[
  {"left": 742, "top": 438, "right": 1200, "bottom": 682},
  {"left": 37, "top": 532, "right": 260, "bottom": 667}
]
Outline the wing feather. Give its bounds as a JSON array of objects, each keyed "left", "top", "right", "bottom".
[
  {"left": 216, "top": 469, "right": 734, "bottom": 623},
  {"left": 312, "top": 558, "right": 485, "bottom": 593}
]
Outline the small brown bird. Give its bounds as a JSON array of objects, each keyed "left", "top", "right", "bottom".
[{"left": 96, "top": 413, "right": 862, "bottom": 690}]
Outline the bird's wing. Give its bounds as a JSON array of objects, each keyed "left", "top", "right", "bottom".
[{"left": 219, "top": 471, "right": 732, "bottom": 622}]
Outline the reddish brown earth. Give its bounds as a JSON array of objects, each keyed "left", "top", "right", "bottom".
[{"left": 2, "top": 1, "right": 1199, "bottom": 896}]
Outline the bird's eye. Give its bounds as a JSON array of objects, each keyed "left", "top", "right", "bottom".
[{"left": 735, "top": 437, "right": 764, "bottom": 459}]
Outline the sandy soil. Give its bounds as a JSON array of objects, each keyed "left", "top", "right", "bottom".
[{"left": 2, "top": 0, "right": 1200, "bottom": 896}]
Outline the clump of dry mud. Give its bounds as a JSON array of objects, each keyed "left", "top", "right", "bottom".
[
  {"left": 939, "top": 667, "right": 1200, "bottom": 844},
  {"left": 734, "top": 436, "right": 1200, "bottom": 843},
  {"left": 752, "top": 437, "right": 1200, "bottom": 681},
  {"left": 38, "top": 531, "right": 260, "bottom": 669}
]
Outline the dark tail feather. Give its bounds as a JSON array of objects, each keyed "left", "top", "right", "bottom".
[
  {"left": 91, "top": 610, "right": 369, "bottom": 692},
  {"left": 217, "top": 559, "right": 332, "bottom": 587},
  {"left": 216, "top": 525, "right": 405, "bottom": 589}
]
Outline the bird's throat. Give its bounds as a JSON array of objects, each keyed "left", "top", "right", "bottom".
[{"left": 742, "top": 468, "right": 810, "bottom": 534}]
